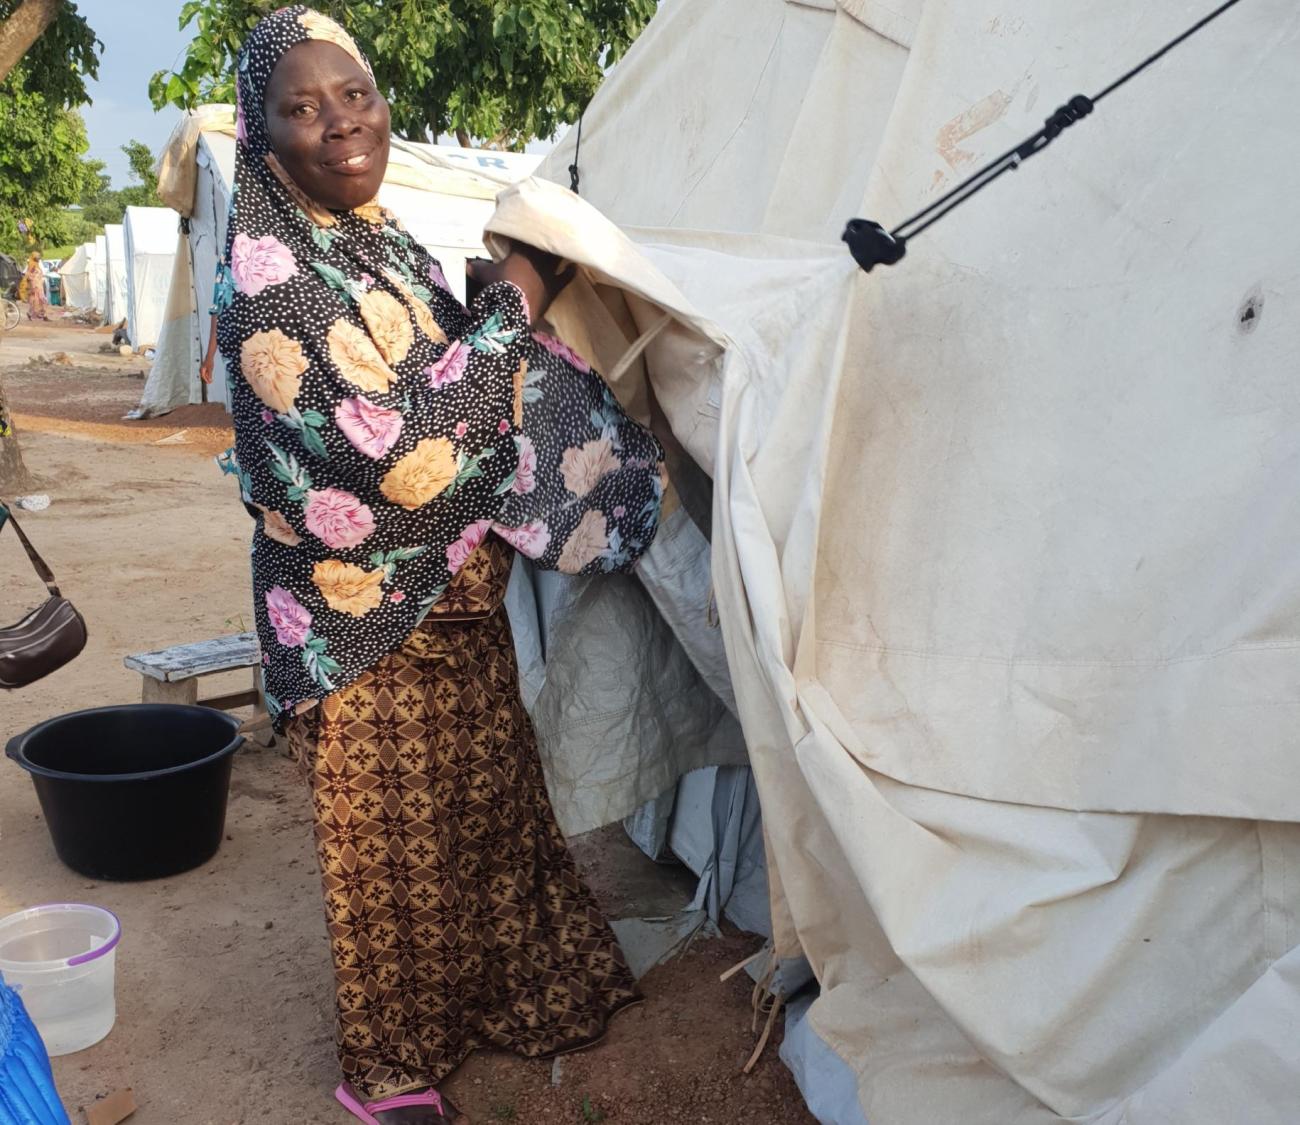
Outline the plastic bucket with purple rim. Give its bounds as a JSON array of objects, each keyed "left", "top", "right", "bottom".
[{"left": 0, "top": 905, "right": 121, "bottom": 1056}]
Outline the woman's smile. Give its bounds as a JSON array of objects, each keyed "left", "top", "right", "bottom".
[
  {"left": 264, "top": 39, "right": 391, "bottom": 211},
  {"left": 322, "top": 147, "right": 377, "bottom": 173}
]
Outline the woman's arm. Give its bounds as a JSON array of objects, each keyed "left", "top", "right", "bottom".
[
  {"left": 466, "top": 241, "right": 574, "bottom": 326},
  {"left": 199, "top": 314, "right": 219, "bottom": 385}
]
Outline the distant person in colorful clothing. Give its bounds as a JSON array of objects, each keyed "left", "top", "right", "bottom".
[{"left": 21, "top": 254, "right": 49, "bottom": 321}]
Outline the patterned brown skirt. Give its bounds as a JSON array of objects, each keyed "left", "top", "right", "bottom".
[{"left": 285, "top": 542, "right": 639, "bottom": 1099}]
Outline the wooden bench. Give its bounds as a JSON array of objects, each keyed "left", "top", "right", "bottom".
[{"left": 124, "top": 633, "right": 273, "bottom": 743}]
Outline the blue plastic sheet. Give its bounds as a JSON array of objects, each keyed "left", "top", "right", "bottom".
[{"left": 0, "top": 980, "right": 71, "bottom": 1125}]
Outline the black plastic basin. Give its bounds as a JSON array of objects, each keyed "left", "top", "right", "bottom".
[{"left": 6, "top": 704, "right": 244, "bottom": 881}]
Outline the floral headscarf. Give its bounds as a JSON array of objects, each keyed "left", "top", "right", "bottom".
[{"left": 216, "top": 6, "right": 665, "bottom": 722}]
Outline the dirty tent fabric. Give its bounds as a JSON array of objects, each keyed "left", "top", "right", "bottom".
[{"left": 488, "top": 0, "right": 1300, "bottom": 1121}]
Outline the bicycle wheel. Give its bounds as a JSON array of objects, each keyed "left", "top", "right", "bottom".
[{"left": 1, "top": 299, "right": 19, "bottom": 332}]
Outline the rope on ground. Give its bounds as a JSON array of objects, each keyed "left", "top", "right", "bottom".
[
  {"left": 745, "top": 991, "right": 787, "bottom": 1075},
  {"left": 719, "top": 947, "right": 766, "bottom": 983},
  {"left": 719, "top": 944, "right": 790, "bottom": 1072}
]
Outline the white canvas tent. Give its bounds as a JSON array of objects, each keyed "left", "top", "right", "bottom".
[
  {"left": 471, "top": 0, "right": 1300, "bottom": 1122},
  {"left": 122, "top": 206, "right": 179, "bottom": 349},
  {"left": 134, "top": 107, "right": 546, "bottom": 418},
  {"left": 56, "top": 241, "right": 96, "bottom": 310},
  {"left": 91, "top": 233, "right": 107, "bottom": 314},
  {"left": 100, "top": 224, "right": 128, "bottom": 327}
]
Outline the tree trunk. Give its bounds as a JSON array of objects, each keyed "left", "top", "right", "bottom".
[
  {"left": 455, "top": 128, "right": 471, "bottom": 148},
  {"left": 0, "top": 373, "right": 31, "bottom": 492},
  {"left": 0, "top": 0, "right": 63, "bottom": 85},
  {"left": 0, "top": 0, "right": 59, "bottom": 491}
]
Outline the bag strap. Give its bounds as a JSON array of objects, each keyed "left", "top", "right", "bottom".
[{"left": 0, "top": 500, "right": 61, "bottom": 597}]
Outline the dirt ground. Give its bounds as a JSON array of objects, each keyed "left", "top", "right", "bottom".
[{"left": 0, "top": 320, "right": 815, "bottom": 1124}]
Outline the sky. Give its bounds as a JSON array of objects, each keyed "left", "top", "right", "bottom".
[{"left": 79, "top": 0, "right": 195, "bottom": 188}]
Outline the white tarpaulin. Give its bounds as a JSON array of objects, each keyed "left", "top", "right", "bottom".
[
  {"left": 57, "top": 242, "right": 95, "bottom": 310},
  {"left": 488, "top": 0, "right": 1300, "bottom": 1120},
  {"left": 91, "top": 234, "right": 107, "bottom": 314},
  {"left": 122, "top": 206, "right": 178, "bottom": 349},
  {"left": 101, "top": 224, "right": 127, "bottom": 328}
]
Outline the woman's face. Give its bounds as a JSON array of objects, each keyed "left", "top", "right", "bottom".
[{"left": 264, "top": 39, "right": 390, "bottom": 212}]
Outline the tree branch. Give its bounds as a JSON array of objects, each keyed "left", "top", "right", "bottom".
[{"left": 0, "top": 0, "right": 64, "bottom": 86}]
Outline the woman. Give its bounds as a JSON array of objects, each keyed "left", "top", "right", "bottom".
[
  {"left": 216, "top": 10, "right": 666, "bottom": 1124},
  {"left": 21, "top": 254, "right": 48, "bottom": 321}
]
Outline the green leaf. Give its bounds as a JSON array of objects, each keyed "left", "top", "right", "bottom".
[
  {"left": 266, "top": 442, "right": 297, "bottom": 484},
  {"left": 301, "top": 428, "right": 329, "bottom": 460},
  {"left": 301, "top": 410, "right": 327, "bottom": 427},
  {"left": 312, "top": 261, "right": 350, "bottom": 291},
  {"left": 311, "top": 225, "right": 336, "bottom": 253}
]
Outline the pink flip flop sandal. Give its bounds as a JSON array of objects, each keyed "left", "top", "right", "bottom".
[{"left": 336, "top": 1083, "right": 448, "bottom": 1123}]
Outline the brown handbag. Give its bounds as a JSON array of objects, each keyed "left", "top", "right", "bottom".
[{"left": 0, "top": 500, "right": 87, "bottom": 689}]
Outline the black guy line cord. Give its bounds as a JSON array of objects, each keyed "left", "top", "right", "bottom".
[{"left": 843, "top": 0, "right": 1247, "bottom": 273}]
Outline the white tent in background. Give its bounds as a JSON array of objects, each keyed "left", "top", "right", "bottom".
[
  {"left": 135, "top": 106, "right": 545, "bottom": 418},
  {"left": 476, "top": 0, "right": 1300, "bottom": 1122},
  {"left": 101, "top": 224, "right": 128, "bottom": 327},
  {"left": 57, "top": 242, "right": 96, "bottom": 309},
  {"left": 121, "top": 206, "right": 179, "bottom": 349},
  {"left": 91, "top": 233, "right": 107, "bottom": 314}
]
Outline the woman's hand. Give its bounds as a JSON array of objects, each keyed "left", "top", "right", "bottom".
[
  {"left": 200, "top": 314, "right": 219, "bottom": 385},
  {"left": 466, "top": 240, "right": 576, "bottom": 323}
]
